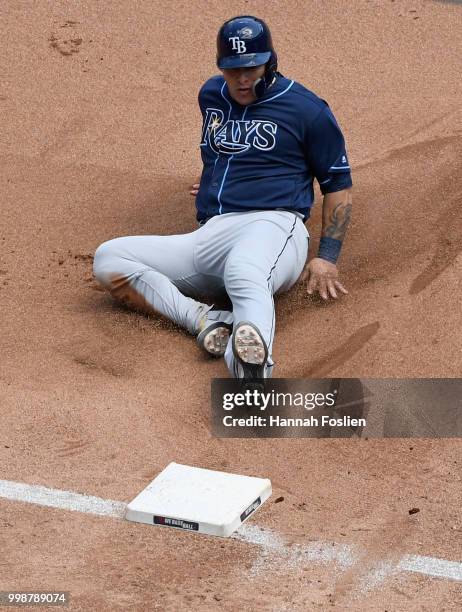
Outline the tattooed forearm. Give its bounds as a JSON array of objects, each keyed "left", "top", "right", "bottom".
[
  {"left": 321, "top": 189, "right": 352, "bottom": 242},
  {"left": 324, "top": 202, "right": 352, "bottom": 239}
]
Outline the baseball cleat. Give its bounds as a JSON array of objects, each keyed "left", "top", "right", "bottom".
[
  {"left": 232, "top": 321, "right": 268, "bottom": 379},
  {"left": 197, "top": 310, "right": 233, "bottom": 357}
]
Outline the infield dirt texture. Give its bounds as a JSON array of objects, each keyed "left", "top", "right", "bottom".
[{"left": 1, "top": 1, "right": 461, "bottom": 610}]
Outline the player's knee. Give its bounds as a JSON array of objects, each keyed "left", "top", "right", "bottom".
[{"left": 93, "top": 239, "right": 119, "bottom": 287}]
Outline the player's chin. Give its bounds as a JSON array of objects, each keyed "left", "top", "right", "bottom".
[{"left": 235, "top": 89, "right": 256, "bottom": 104}]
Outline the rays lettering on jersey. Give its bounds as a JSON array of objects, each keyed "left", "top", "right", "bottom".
[{"left": 200, "top": 108, "right": 278, "bottom": 155}]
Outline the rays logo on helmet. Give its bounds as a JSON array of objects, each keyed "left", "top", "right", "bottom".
[
  {"left": 229, "top": 37, "right": 246, "bottom": 53},
  {"left": 239, "top": 27, "right": 253, "bottom": 39},
  {"left": 200, "top": 108, "right": 278, "bottom": 155}
]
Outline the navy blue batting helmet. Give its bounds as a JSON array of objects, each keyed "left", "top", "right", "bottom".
[{"left": 216, "top": 15, "right": 277, "bottom": 71}]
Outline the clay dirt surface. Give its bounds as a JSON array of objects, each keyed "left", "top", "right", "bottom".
[{"left": 1, "top": 1, "right": 461, "bottom": 611}]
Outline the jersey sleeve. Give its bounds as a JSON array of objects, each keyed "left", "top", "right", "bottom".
[
  {"left": 198, "top": 84, "right": 206, "bottom": 117},
  {"left": 304, "top": 105, "right": 352, "bottom": 195}
]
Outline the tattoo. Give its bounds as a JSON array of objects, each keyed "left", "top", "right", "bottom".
[{"left": 324, "top": 202, "right": 352, "bottom": 241}]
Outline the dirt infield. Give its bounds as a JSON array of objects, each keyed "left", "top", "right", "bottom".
[{"left": 1, "top": 1, "right": 461, "bottom": 610}]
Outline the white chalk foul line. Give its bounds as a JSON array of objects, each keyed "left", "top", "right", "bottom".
[
  {"left": 399, "top": 554, "right": 462, "bottom": 582},
  {"left": 0, "top": 479, "right": 126, "bottom": 518},
  {"left": 1, "top": 479, "right": 461, "bottom": 584}
]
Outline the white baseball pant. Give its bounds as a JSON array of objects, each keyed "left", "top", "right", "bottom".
[{"left": 93, "top": 210, "right": 309, "bottom": 377}]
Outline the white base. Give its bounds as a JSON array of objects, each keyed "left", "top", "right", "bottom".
[{"left": 125, "top": 462, "right": 272, "bottom": 537}]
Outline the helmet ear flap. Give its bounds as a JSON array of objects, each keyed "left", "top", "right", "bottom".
[
  {"left": 252, "top": 53, "right": 278, "bottom": 99},
  {"left": 253, "top": 52, "right": 278, "bottom": 99},
  {"left": 252, "top": 76, "right": 265, "bottom": 99},
  {"left": 267, "top": 50, "right": 278, "bottom": 75}
]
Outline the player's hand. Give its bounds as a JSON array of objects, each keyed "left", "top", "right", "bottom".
[
  {"left": 300, "top": 257, "right": 348, "bottom": 300},
  {"left": 189, "top": 181, "right": 200, "bottom": 196}
]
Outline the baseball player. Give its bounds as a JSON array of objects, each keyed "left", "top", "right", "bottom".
[{"left": 93, "top": 15, "right": 353, "bottom": 380}]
